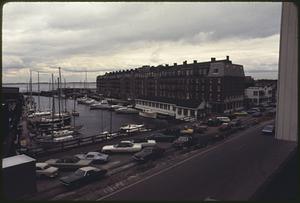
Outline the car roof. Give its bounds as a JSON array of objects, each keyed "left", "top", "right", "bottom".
[
  {"left": 86, "top": 152, "right": 100, "bottom": 155},
  {"left": 36, "top": 162, "right": 48, "bottom": 167},
  {"left": 80, "top": 166, "right": 99, "bottom": 172}
]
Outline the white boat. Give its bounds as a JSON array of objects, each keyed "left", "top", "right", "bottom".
[
  {"left": 72, "top": 111, "right": 79, "bottom": 116},
  {"left": 120, "top": 124, "right": 144, "bottom": 133},
  {"left": 53, "top": 135, "right": 74, "bottom": 142},
  {"left": 115, "top": 107, "right": 139, "bottom": 114},
  {"left": 139, "top": 109, "right": 157, "bottom": 119},
  {"left": 85, "top": 99, "right": 96, "bottom": 105},
  {"left": 28, "top": 111, "right": 52, "bottom": 118},
  {"left": 110, "top": 104, "right": 124, "bottom": 110},
  {"left": 77, "top": 97, "right": 88, "bottom": 104},
  {"left": 90, "top": 100, "right": 111, "bottom": 110}
]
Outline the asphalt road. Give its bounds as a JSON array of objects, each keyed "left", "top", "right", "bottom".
[{"left": 99, "top": 120, "right": 297, "bottom": 201}]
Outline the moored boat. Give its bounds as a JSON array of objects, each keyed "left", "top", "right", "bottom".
[
  {"left": 115, "top": 107, "right": 139, "bottom": 114},
  {"left": 139, "top": 109, "right": 157, "bottom": 119}
]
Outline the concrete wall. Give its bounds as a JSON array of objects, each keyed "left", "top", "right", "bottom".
[{"left": 275, "top": 2, "right": 298, "bottom": 142}]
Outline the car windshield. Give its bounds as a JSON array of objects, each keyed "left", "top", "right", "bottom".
[
  {"left": 43, "top": 165, "right": 50, "bottom": 169},
  {"left": 143, "top": 148, "right": 153, "bottom": 153},
  {"left": 117, "top": 143, "right": 132, "bottom": 147},
  {"left": 264, "top": 126, "right": 274, "bottom": 130},
  {"left": 86, "top": 155, "right": 94, "bottom": 158},
  {"left": 74, "top": 169, "right": 86, "bottom": 176}
]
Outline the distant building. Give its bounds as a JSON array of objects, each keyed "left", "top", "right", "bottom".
[
  {"left": 97, "top": 56, "right": 245, "bottom": 120},
  {"left": 244, "top": 79, "right": 277, "bottom": 107}
]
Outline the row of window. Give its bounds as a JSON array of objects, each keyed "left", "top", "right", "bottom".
[{"left": 136, "top": 100, "right": 172, "bottom": 110}]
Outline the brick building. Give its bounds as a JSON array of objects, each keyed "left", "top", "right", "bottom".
[{"left": 97, "top": 56, "right": 245, "bottom": 120}]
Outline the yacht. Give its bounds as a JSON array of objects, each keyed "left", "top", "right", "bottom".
[
  {"left": 90, "top": 100, "right": 111, "bottom": 110},
  {"left": 28, "top": 111, "right": 52, "bottom": 118},
  {"left": 77, "top": 97, "right": 88, "bottom": 104},
  {"left": 120, "top": 124, "right": 144, "bottom": 133},
  {"left": 110, "top": 104, "right": 124, "bottom": 111},
  {"left": 139, "top": 109, "right": 157, "bottom": 119},
  {"left": 115, "top": 107, "right": 139, "bottom": 114}
]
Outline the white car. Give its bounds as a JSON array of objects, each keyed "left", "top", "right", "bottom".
[
  {"left": 127, "top": 139, "right": 156, "bottom": 147},
  {"left": 75, "top": 152, "right": 109, "bottom": 164},
  {"left": 36, "top": 162, "right": 59, "bottom": 178},
  {"left": 102, "top": 141, "right": 142, "bottom": 153}
]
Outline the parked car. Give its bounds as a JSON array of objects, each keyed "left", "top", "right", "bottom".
[
  {"left": 45, "top": 157, "right": 92, "bottom": 170},
  {"left": 216, "top": 116, "right": 231, "bottom": 123},
  {"left": 101, "top": 141, "right": 142, "bottom": 153},
  {"left": 262, "top": 125, "right": 275, "bottom": 135},
  {"left": 132, "top": 146, "right": 165, "bottom": 162},
  {"left": 229, "top": 118, "right": 242, "bottom": 127},
  {"left": 172, "top": 135, "right": 198, "bottom": 149},
  {"left": 147, "top": 133, "right": 178, "bottom": 142},
  {"left": 218, "top": 123, "right": 232, "bottom": 131},
  {"left": 233, "top": 111, "right": 248, "bottom": 116},
  {"left": 60, "top": 166, "right": 107, "bottom": 188},
  {"left": 207, "top": 118, "right": 222, "bottom": 127},
  {"left": 129, "top": 138, "right": 157, "bottom": 147},
  {"left": 246, "top": 109, "right": 258, "bottom": 114},
  {"left": 252, "top": 112, "right": 263, "bottom": 117},
  {"left": 162, "top": 128, "right": 181, "bottom": 136},
  {"left": 36, "top": 162, "right": 59, "bottom": 178},
  {"left": 75, "top": 152, "right": 109, "bottom": 164}
]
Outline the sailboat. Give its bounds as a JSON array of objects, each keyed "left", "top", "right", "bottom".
[{"left": 72, "top": 84, "right": 79, "bottom": 116}]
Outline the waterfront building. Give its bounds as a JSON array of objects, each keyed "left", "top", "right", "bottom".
[
  {"left": 244, "top": 79, "right": 277, "bottom": 107},
  {"left": 97, "top": 56, "right": 245, "bottom": 120}
]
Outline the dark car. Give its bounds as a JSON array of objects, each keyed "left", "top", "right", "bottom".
[
  {"left": 132, "top": 146, "right": 165, "bottom": 162},
  {"left": 229, "top": 118, "right": 242, "bottom": 127},
  {"left": 252, "top": 112, "right": 263, "bottom": 117},
  {"left": 60, "top": 166, "right": 107, "bottom": 188},
  {"left": 172, "top": 135, "right": 198, "bottom": 149},
  {"left": 247, "top": 109, "right": 258, "bottom": 114},
  {"left": 147, "top": 133, "right": 178, "bottom": 142},
  {"left": 207, "top": 118, "right": 222, "bottom": 127},
  {"left": 162, "top": 128, "right": 181, "bottom": 136}
]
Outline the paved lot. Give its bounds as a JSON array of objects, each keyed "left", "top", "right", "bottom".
[{"left": 98, "top": 120, "right": 297, "bottom": 201}]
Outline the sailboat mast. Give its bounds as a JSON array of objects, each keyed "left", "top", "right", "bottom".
[
  {"left": 64, "top": 78, "right": 67, "bottom": 112},
  {"left": 37, "top": 71, "right": 40, "bottom": 112},
  {"left": 51, "top": 74, "right": 55, "bottom": 138},
  {"left": 48, "top": 79, "right": 51, "bottom": 110},
  {"left": 57, "top": 76, "right": 61, "bottom": 119}
]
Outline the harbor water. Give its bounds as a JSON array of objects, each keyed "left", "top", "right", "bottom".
[{"left": 30, "top": 96, "right": 173, "bottom": 137}]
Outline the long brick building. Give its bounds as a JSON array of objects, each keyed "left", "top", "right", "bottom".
[{"left": 97, "top": 56, "right": 245, "bottom": 120}]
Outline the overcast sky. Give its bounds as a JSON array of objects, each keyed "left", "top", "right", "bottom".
[{"left": 3, "top": 2, "right": 281, "bottom": 83}]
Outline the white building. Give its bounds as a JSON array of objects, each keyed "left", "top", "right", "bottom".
[
  {"left": 135, "top": 99, "right": 211, "bottom": 121},
  {"left": 244, "top": 85, "right": 273, "bottom": 106}
]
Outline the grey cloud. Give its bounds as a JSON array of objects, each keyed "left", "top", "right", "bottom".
[{"left": 3, "top": 2, "right": 281, "bottom": 82}]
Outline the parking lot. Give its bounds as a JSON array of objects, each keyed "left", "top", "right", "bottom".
[{"left": 28, "top": 109, "right": 276, "bottom": 200}]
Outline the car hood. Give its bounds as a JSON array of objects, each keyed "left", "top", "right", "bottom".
[
  {"left": 60, "top": 174, "right": 81, "bottom": 184},
  {"left": 102, "top": 145, "right": 114, "bottom": 150}
]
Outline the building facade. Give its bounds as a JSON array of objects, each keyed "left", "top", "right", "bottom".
[
  {"left": 244, "top": 79, "right": 277, "bottom": 107},
  {"left": 97, "top": 56, "right": 245, "bottom": 120}
]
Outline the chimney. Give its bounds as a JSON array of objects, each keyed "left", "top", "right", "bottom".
[
  {"left": 183, "top": 61, "right": 187, "bottom": 65},
  {"left": 174, "top": 63, "right": 177, "bottom": 66},
  {"left": 226, "top": 56, "right": 229, "bottom": 60},
  {"left": 211, "top": 57, "right": 216, "bottom": 62},
  {"left": 194, "top": 60, "right": 197, "bottom": 64},
  {"left": 165, "top": 64, "right": 169, "bottom": 67}
]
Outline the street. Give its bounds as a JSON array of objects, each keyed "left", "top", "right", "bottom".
[{"left": 98, "top": 120, "right": 296, "bottom": 201}]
